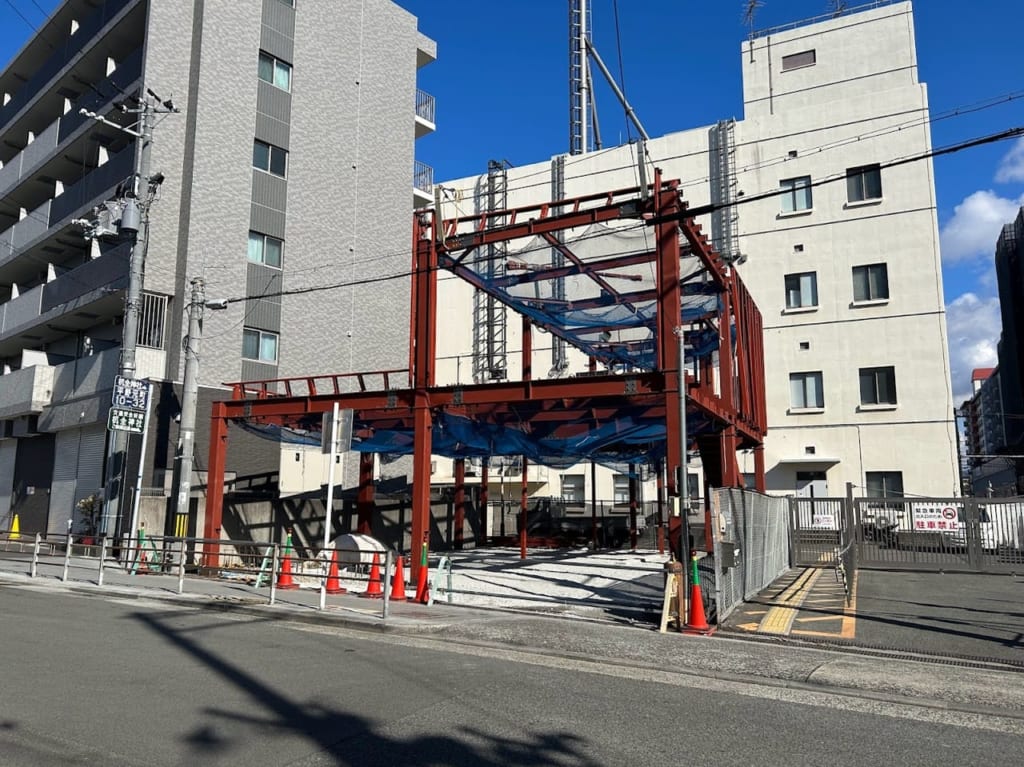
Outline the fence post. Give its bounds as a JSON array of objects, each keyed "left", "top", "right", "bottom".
[
  {"left": 269, "top": 543, "right": 279, "bottom": 605},
  {"left": 382, "top": 549, "right": 393, "bottom": 620},
  {"left": 98, "top": 536, "right": 107, "bottom": 586},
  {"left": 62, "top": 526, "right": 72, "bottom": 582},
  {"left": 30, "top": 532, "right": 41, "bottom": 577},
  {"left": 177, "top": 539, "right": 186, "bottom": 594}
]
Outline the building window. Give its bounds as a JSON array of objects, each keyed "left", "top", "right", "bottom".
[
  {"left": 243, "top": 328, "right": 279, "bottom": 363},
  {"left": 561, "top": 474, "right": 585, "bottom": 505},
  {"left": 253, "top": 139, "right": 287, "bottom": 177},
  {"left": 785, "top": 272, "right": 818, "bottom": 309},
  {"left": 846, "top": 164, "right": 882, "bottom": 203},
  {"left": 790, "top": 371, "right": 824, "bottom": 409},
  {"left": 860, "top": 366, "right": 897, "bottom": 406},
  {"left": 780, "top": 176, "right": 812, "bottom": 214},
  {"left": 138, "top": 292, "right": 167, "bottom": 349},
  {"left": 782, "top": 49, "right": 816, "bottom": 71},
  {"left": 865, "top": 471, "right": 903, "bottom": 499},
  {"left": 258, "top": 51, "right": 292, "bottom": 91},
  {"left": 852, "top": 263, "right": 889, "bottom": 302},
  {"left": 613, "top": 474, "right": 630, "bottom": 505},
  {"left": 248, "top": 231, "right": 283, "bottom": 268}
]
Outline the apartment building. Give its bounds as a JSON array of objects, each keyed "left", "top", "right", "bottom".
[
  {"left": 431, "top": 0, "right": 959, "bottom": 514},
  {"left": 0, "top": 0, "right": 435, "bottom": 536}
]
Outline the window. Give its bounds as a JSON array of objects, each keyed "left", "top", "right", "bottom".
[
  {"left": 785, "top": 272, "right": 818, "bottom": 309},
  {"left": 243, "top": 328, "right": 279, "bottom": 362},
  {"left": 790, "top": 371, "right": 824, "bottom": 409},
  {"left": 865, "top": 471, "right": 903, "bottom": 499},
  {"left": 253, "top": 139, "right": 287, "bottom": 177},
  {"left": 846, "top": 164, "right": 882, "bottom": 203},
  {"left": 258, "top": 51, "right": 292, "bottom": 91},
  {"left": 248, "top": 231, "right": 283, "bottom": 268},
  {"left": 561, "top": 474, "right": 585, "bottom": 505},
  {"left": 780, "top": 176, "right": 812, "bottom": 213},
  {"left": 852, "top": 263, "right": 888, "bottom": 302},
  {"left": 859, "top": 366, "right": 897, "bottom": 406},
  {"left": 613, "top": 474, "right": 630, "bottom": 505},
  {"left": 138, "top": 292, "right": 167, "bottom": 349},
  {"left": 782, "top": 49, "right": 816, "bottom": 71}
]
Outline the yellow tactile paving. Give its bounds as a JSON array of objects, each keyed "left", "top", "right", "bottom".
[{"left": 758, "top": 567, "right": 824, "bottom": 635}]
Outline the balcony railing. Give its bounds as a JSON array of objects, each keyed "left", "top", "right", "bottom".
[
  {"left": 414, "top": 160, "right": 433, "bottom": 193},
  {"left": 415, "top": 89, "right": 435, "bottom": 124}
]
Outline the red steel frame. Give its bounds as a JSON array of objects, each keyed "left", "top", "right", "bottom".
[{"left": 202, "top": 173, "right": 767, "bottom": 577}]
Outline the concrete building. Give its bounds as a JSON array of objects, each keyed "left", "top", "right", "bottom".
[
  {"left": 431, "top": 0, "right": 959, "bottom": 513},
  {"left": 961, "top": 367, "right": 1015, "bottom": 496},
  {"left": 0, "top": 0, "right": 435, "bottom": 537},
  {"left": 995, "top": 206, "right": 1024, "bottom": 449}
]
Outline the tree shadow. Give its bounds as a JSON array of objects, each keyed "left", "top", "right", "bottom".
[{"left": 133, "top": 611, "right": 603, "bottom": 765}]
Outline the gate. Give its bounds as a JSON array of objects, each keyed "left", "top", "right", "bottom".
[
  {"left": 853, "top": 496, "right": 1024, "bottom": 573},
  {"left": 790, "top": 494, "right": 1024, "bottom": 573},
  {"left": 789, "top": 496, "right": 850, "bottom": 566}
]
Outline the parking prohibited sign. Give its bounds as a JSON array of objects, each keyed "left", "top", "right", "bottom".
[{"left": 108, "top": 407, "right": 146, "bottom": 434}]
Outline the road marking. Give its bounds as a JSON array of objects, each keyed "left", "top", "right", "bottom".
[{"left": 794, "top": 615, "right": 844, "bottom": 623}]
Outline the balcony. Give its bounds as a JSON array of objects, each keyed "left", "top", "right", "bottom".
[
  {"left": 0, "top": 0, "right": 138, "bottom": 136},
  {"left": 415, "top": 89, "right": 435, "bottom": 138},
  {"left": 0, "top": 362, "right": 54, "bottom": 419},
  {"left": 414, "top": 160, "right": 433, "bottom": 208}
]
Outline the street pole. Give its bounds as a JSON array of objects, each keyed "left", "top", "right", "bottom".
[
  {"left": 174, "top": 278, "right": 205, "bottom": 526},
  {"left": 100, "top": 94, "right": 155, "bottom": 538},
  {"left": 675, "top": 327, "right": 690, "bottom": 563},
  {"left": 323, "top": 402, "right": 341, "bottom": 553}
]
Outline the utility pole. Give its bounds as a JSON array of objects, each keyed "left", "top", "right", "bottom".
[
  {"left": 80, "top": 89, "right": 177, "bottom": 538},
  {"left": 174, "top": 278, "right": 205, "bottom": 527},
  {"left": 174, "top": 280, "right": 228, "bottom": 526}
]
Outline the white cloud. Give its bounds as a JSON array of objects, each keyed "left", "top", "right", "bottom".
[
  {"left": 946, "top": 292, "right": 1001, "bottom": 405},
  {"left": 995, "top": 137, "right": 1024, "bottom": 184},
  {"left": 939, "top": 190, "right": 1024, "bottom": 264}
]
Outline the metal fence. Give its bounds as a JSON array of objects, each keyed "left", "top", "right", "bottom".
[
  {"left": 788, "top": 495, "right": 1024, "bottom": 574},
  {"left": 0, "top": 531, "right": 399, "bottom": 616},
  {"left": 708, "top": 488, "right": 791, "bottom": 623}
]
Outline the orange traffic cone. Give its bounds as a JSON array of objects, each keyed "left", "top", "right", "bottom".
[
  {"left": 138, "top": 548, "right": 151, "bottom": 575},
  {"left": 683, "top": 551, "right": 712, "bottom": 635},
  {"left": 412, "top": 547, "right": 430, "bottom": 604},
  {"left": 389, "top": 555, "right": 407, "bottom": 601},
  {"left": 360, "top": 552, "right": 383, "bottom": 598},
  {"left": 324, "top": 548, "right": 346, "bottom": 595},
  {"left": 276, "top": 533, "right": 299, "bottom": 590}
]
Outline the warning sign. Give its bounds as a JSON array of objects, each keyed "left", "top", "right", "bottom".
[{"left": 911, "top": 505, "right": 960, "bottom": 532}]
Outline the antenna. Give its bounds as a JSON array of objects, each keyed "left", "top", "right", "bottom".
[
  {"left": 742, "top": 0, "right": 764, "bottom": 36},
  {"left": 829, "top": 1, "right": 849, "bottom": 16}
]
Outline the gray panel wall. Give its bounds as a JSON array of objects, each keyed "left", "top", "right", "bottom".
[{"left": 0, "top": 440, "right": 15, "bottom": 521}]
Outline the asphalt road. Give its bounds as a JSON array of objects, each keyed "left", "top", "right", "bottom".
[{"left": 1, "top": 585, "right": 1023, "bottom": 766}]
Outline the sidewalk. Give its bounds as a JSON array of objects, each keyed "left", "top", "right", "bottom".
[{"left": 3, "top": 550, "right": 1024, "bottom": 716}]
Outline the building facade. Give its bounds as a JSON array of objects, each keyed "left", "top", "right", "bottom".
[
  {"left": 0, "top": 0, "right": 435, "bottom": 536},
  {"left": 431, "top": 0, "right": 959, "bottom": 512}
]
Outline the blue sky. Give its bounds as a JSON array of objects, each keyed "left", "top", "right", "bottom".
[{"left": 2, "top": 0, "right": 1022, "bottom": 403}]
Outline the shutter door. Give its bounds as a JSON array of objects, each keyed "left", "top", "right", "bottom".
[{"left": 49, "top": 430, "right": 79, "bottom": 535}]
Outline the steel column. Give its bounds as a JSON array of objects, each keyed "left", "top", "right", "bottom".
[
  {"left": 520, "top": 457, "right": 528, "bottom": 559},
  {"left": 202, "top": 401, "right": 228, "bottom": 569},
  {"left": 357, "top": 452, "right": 375, "bottom": 534},
  {"left": 480, "top": 460, "right": 490, "bottom": 544},
  {"left": 454, "top": 458, "right": 465, "bottom": 550}
]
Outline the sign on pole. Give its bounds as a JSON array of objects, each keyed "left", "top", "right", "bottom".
[
  {"left": 108, "top": 407, "right": 146, "bottom": 434},
  {"left": 112, "top": 375, "right": 151, "bottom": 411}
]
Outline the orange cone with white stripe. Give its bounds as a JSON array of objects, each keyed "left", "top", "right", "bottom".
[{"left": 360, "top": 552, "right": 383, "bottom": 598}]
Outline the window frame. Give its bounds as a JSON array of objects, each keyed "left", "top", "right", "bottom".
[
  {"left": 781, "top": 49, "right": 816, "bottom": 71},
  {"left": 780, "top": 175, "right": 813, "bottom": 214},
  {"left": 846, "top": 164, "right": 882, "bottom": 204},
  {"left": 560, "top": 474, "right": 586, "bottom": 506},
  {"left": 859, "top": 365, "right": 897, "bottom": 407},
  {"left": 252, "top": 139, "right": 288, "bottom": 178},
  {"left": 784, "top": 271, "right": 819, "bottom": 310},
  {"left": 789, "top": 370, "right": 824, "bottom": 411},
  {"left": 242, "top": 327, "right": 279, "bottom": 363},
  {"left": 247, "top": 231, "right": 283, "bottom": 269},
  {"left": 258, "top": 51, "right": 292, "bottom": 92},
  {"left": 852, "top": 263, "right": 889, "bottom": 303},
  {"left": 612, "top": 474, "right": 630, "bottom": 507}
]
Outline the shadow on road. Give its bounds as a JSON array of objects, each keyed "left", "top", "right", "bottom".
[{"left": 133, "top": 610, "right": 602, "bottom": 766}]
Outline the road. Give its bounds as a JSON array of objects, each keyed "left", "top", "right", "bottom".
[{"left": 1, "top": 584, "right": 1022, "bottom": 766}]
